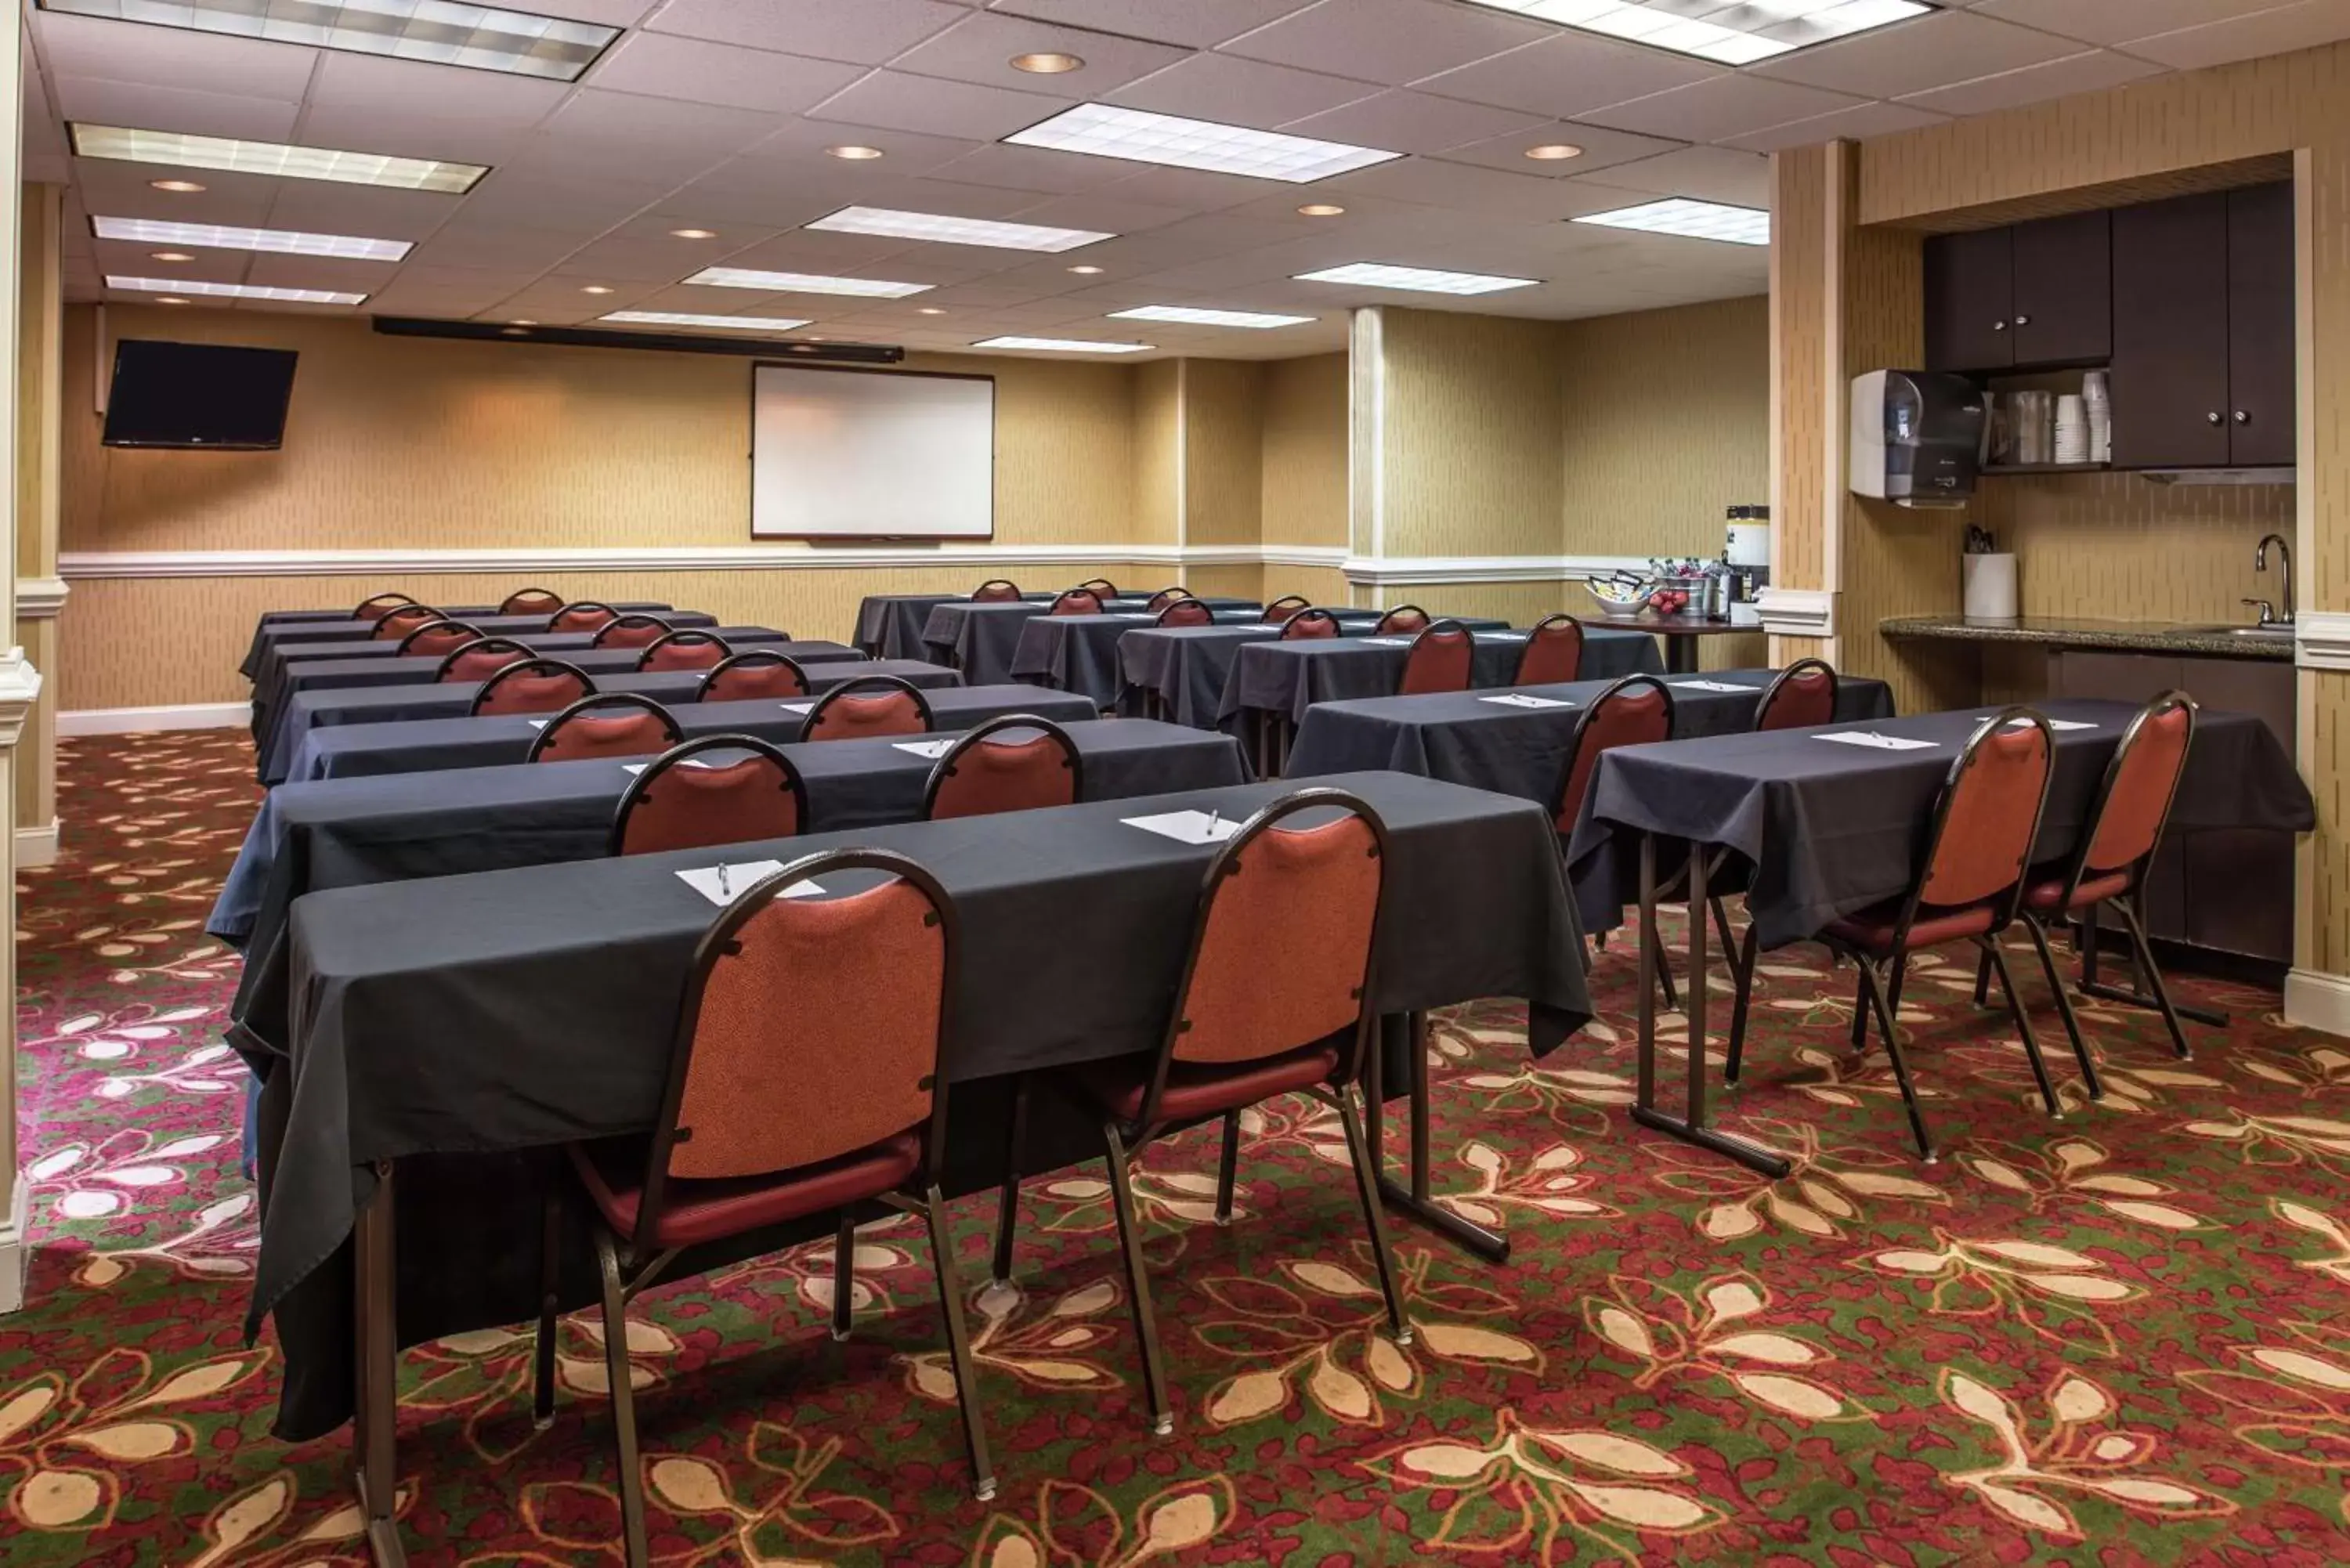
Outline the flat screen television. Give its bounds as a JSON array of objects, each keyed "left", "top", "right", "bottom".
[{"left": 103, "top": 339, "right": 298, "bottom": 450}]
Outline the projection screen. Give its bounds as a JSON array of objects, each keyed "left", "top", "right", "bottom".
[{"left": 750, "top": 364, "right": 996, "bottom": 539}]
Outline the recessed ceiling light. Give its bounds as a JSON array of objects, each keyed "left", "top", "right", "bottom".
[
  {"left": 826, "top": 145, "right": 885, "bottom": 161},
  {"left": 1010, "top": 51, "right": 1083, "bottom": 73},
  {"left": 601, "top": 311, "right": 815, "bottom": 333},
  {"left": 156, "top": 296, "right": 189, "bottom": 305},
  {"left": 669, "top": 228, "right": 717, "bottom": 240},
  {"left": 1455, "top": 0, "right": 1928, "bottom": 64},
  {"left": 684, "top": 266, "right": 931, "bottom": 298},
  {"left": 917, "top": 307, "right": 947, "bottom": 315},
  {"left": 1109, "top": 305, "right": 1315, "bottom": 329},
  {"left": 40, "top": 0, "right": 620, "bottom": 80},
  {"left": 973, "top": 336, "right": 1152, "bottom": 354},
  {"left": 71, "top": 125, "right": 487, "bottom": 193},
  {"left": 580, "top": 284, "right": 614, "bottom": 294},
  {"left": 93, "top": 215, "right": 410, "bottom": 261},
  {"left": 1294, "top": 262, "right": 1539, "bottom": 295},
  {"left": 1006, "top": 103, "right": 1399, "bottom": 183},
  {"left": 149, "top": 179, "right": 206, "bottom": 193},
  {"left": 1067, "top": 265, "right": 1104, "bottom": 275},
  {"left": 1524, "top": 143, "right": 1584, "bottom": 161},
  {"left": 1297, "top": 204, "right": 1346, "bottom": 217},
  {"left": 808, "top": 207, "right": 1112, "bottom": 253},
  {"left": 107, "top": 275, "right": 365, "bottom": 305},
  {"left": 1574, "top": 197, "right": 1770, "bottom": 246},
  {"left": 150, "top": 250, "right": 193, "bottom": 262},
  {"left": 510, "top": 319, "right": 537, "bottom": 326}
]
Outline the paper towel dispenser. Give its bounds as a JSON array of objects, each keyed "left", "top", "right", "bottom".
[{"left": 1850, "top": 370, "right": 1983, "bottom": 508}]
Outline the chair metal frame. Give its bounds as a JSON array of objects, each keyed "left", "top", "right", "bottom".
[
  {"left": 468, "top": 657, "right": 595, "bottom": 718},
  {"left": 395, "top": 619, "right": 483, "bottom": 658},
  {"left": 1374, "top": 605, "right": 1430, "bottom": 635},
  {"left": 971, "top": 579, "right": 1023, "bottom": 602},
  {"left": 1753, "top": 657, "right": 1840, "bottom": 731},
  {"left": 435, "top": 637, "right": 532, "bottom": 685},
  {"left": 609, "top": 733, "right": 808, "bottom": 856},
  {"left": 1552, "top": 675, "right": 1694, "bottom": 1006},
  {"left": 634, "top": 629, "right": 732, "bottom": 672},
  {"left": 1048, "top": 588, "right": 1105, "bottom": 616},
  {"left": 1280, "top": 608, "right": 1341, "bottom": 640},
  {"left": 547, "top": 600, "right": 620, "bottom": 634},
  {"left": 352, "top": 592, "right": 418, "bottom": 621},
  {"left": 1261, "top": 594, "right": 1311, "bottom": 623},
  {"left": 1076, "top": 578, "right": 1119, "bottom": 599},
  {"left": 920, "top": 714, "right": 1083, "bottom": 820},
  {"left": 1515, "top": 613, "right": 1585, "bottom": 686},
  {"left": 499, "top": 587, "right": 564, "bottom": 616},
  {"left": 371, "top": 604, "right": 444, "bottom": 641},
  {"left": 524, "top": 692, "right": 685, "bottom": 763},
  {"left": 797, "top": 674, "right": 935, "bottom": 742},
  {"left": 591, "top": 612, "right": 675, "bottom": 649},
  {"left": 696, "top": 649, "right": 808, "bottom": 703},
  {"left": 1145, "top": 586, "right": 1195, "bottom": 612},
  {"left": 1155, "top": 598, "right": 1215, "bottom": 627}
]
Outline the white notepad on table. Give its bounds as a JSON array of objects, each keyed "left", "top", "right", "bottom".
[
  {"left": 1123, "top": 810, "right": 1241, "bottom": 845},
  {"left": 675, "top": 861, "right": 820, "bottom": 906},
  {"left": 892, "top": 739, "right": 955, "bottom": 758},
  {"left": 1479, "top": 631, "right": 1528, "bottom": 641},
  {"left": 1672, "top": 679, "right": 1755, "bottom": 693},
  {"left": 1361, "top": 637, "right": 1412, "bottom": 647},
  {"left": 1976, "top": 715, "right": 2097, "bottom": 732},
  {"left": 1815, "top": 731, "right": 1938, "bottom": 752},
  {"left": 526, "top": 718, "right": 549, "bottom": 730},
  {"left": 621, "top": 758, "right": 716, "bottom": 775},
  {"left": 1480, "top": 693, "right": 1573, "bottom": 709},
  {"left": 778, "top": 701, "right": 815, "bottom": 714}
]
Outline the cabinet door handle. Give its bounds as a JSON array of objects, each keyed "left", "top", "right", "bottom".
[
  {"left": 2013, "top": 313, "right": 2030, "bottom": 326},
  {"left": 2207, "top": 412, "right": 2225, "bottom": 425},
  {"left": 1991, "top": 320, "right": 2006, "bottom": 331},
  {"left": 2235, "top": 410, "right": 2251, "bottom": 425}
]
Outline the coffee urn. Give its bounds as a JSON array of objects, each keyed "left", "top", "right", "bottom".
[{"left": 1725, "top": 504, "right": 1770, "bottom": 627}]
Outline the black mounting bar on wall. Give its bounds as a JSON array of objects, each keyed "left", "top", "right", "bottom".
[{"left": 371, "top": 316, "right": 906, "bottom": 364}]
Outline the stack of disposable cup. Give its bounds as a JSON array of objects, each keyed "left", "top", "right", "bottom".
[
  {"left": 2054, "top": 393, "right": 2089, "bottom": 464},
  {"left": 2081, "top": 370, "right": 2111, "bottom": 463}
]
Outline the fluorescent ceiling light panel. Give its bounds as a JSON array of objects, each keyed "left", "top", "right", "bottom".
[
  {"left": 1574, "top": 197, "right": 1770, "bottom": 245},
  {"left": 1464, "top": 0, "right": 1927, "bottom": 63},
  {"left": 682, "top": 267, "right": 931, "bottom": 298},
  {"left": 107, "top": 275, "right": 366, "bottom": 305},
  {"left": 92, "top": 215, "right": 411, "bottom": 261},
  {"left": 69, "top": 125, "right": 488, "bottom": 193},
  {"left": 806, "top": 207, "right": 1111, "bottom": 252},
  {"left": 1293, "top": 262, "right": 1538, "bottom": 295},
  {"left": 1005, "top": 103, "right": 1399, "bottom": 183},
  {"left": 1108, "top": 305, "right": 1316, "bottom": 329},
  {"left": 38, "top": 0, "right": 618, "bottom": 80},
  {"left": 972, "top": 336, "right": 1152, "bottom": 353},
  {"left": 602, "top": 311, "right": 815, "bottom": 332}
]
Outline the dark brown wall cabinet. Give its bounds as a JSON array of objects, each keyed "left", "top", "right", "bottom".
[
  {"left": 1923, "top": 210, "right": 2111, "bottom": 373},
  {"left": 2110, "top": 182, "right": 2293, "bottom": 468}
]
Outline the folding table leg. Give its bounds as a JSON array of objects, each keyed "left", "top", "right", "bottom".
[
  {"left": 1370, "top": 1012, "right": 1509, "bottom": 1262},
  {"left": 353, "top": 1160, "right": 407, "bottom": 1568},
  {"left": 2077, "top": 897, "right": 2225, "bottom": 1031}
]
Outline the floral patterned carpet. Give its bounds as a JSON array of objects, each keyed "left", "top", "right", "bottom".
[{"left": 6, "top": 730, "right": 2350, "bottom": 1565}]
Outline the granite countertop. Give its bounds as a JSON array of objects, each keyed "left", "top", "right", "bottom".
[{"left": 1879, "top": 614, "right": 2297, "bottom": 661}]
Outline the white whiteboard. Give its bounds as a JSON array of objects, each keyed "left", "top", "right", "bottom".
[{"left": 750, "top": 365, "right": 995, "bottom": 539}]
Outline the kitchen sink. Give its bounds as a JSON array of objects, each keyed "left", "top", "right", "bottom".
[{"left": 2177, "top": 624, "right": 2296, "bottom": 641}]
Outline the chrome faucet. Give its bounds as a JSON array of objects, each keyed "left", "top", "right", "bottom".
[{"left": 2253, "top": 533, "right": 2294, "bottom": 627}]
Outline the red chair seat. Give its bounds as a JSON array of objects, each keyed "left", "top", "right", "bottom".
[
  {"left": 1824, "top": 901, "right": 1997, "bottom": 957},
  {"left": 569, "top": 1132, "right": 921, "bottom": 1249},
  {"left": 1074, "top": 1042, "right": 1340, "bottom": 1125},
  {"left": 2023, "top": 869, "right": 2131, "bottom": 913}
]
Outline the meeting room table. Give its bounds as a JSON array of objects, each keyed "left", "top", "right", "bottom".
[
  {"left": 1571, "top": 612, "right": 1761, "bottom": 676},
  {"left": 1220, "top": 625, "right": 1665, "bottom": 773},
  {"left": 232, "top": 768, "right": 1592, "bottom": 1556},
  {"left": 242, "top": 609, "right": 724, "bottom": 691},
  {"left": 277, "top": 684, "right": 1100, "bottom": 784},
  {"left": 854, "top": 590, "right": 1052, "bottom": 659},
  {"left": 258, "top": 659, "right": 951, "bottom": 784},
  {"left": 239, "top": 602, "right": 679, "bottom": 678},
  {"left": 1115, "top": 613, "right": 1506, "bottom": 726},
  {"left": 922, "top": 597, "right": 1258, "bottom": 685},
  {"left": 1009, "top": 605, "right": 1267, "bottom": 706},
  {"left": 1560, "top": 699, "right": 2316, "bottom": 1176}
]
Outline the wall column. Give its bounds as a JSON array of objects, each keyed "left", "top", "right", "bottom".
[{"left": 16, "top": 183, "right": 62, "bottom": 868}]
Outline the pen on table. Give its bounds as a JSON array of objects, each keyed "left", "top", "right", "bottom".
[
  {"left": 718, "top": 861, "right": 730, "bottom": 897},
  {"left": 1208, "top": 807, "right": 1220, "bottom": 835}
]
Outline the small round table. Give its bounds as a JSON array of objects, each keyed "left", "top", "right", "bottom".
[{"left": 1573, "top": 613, "right": 1762, "bottom": 675}]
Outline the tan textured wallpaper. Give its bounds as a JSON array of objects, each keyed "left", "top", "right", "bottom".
[
  {"left": 1260, "top": 352, "right": 1348, "bottom": 551},
  {"left": 1128, "top": 359, "right": 1179, "bottom": 548},
  {"left": 1378, "top": 307, "right": 1565, "bottom": 560},
  {"left": 1972, "top": 472, "right": 2294, "bottom": 622},
  {"left": 1559, "top": 296, "right": 1770, "bottom": 560},
  {"left": 1182, "top": 358, "right": 1264, "bottom": 548}
]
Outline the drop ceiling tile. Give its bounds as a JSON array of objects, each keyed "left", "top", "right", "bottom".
[
  {"left": 512, "top": 89, "right": 785, "bottom": 183},
  {"left": 408, "top": 227, "right": 596, "bottom": 270},
  {"left": 52, "top": 79, "right": 303, "bottom": 144},
  {"left": 443, "top": 169, "right": 673, "bottom": 229},
  {"left": 1582, "top": 74, "right": 1868, "bottom": 140},
  {"left": 1719, "top": 98, "right": 1950, "bottom": 153},
  {"left": 526, "top": 0, "right": 663, "bottom": 23},
  {"left": 88, "top": 243, "right": 251, "bottom": 285},
  {"left": 586, "top": 34, "right": 866, "bottom": 113},
  {"left": 1221, "top": 0, "right": 1553, "bottom": 86},
  {"left": 1969, "top": 0, "right": 2292, "bottom": 46},
  {"left": 1090, "top": 163, "right": 1293, "bottom": 211},
  {"left": 244, "top": 254, "right": 404, "bottom": 291},
  {"left": 736, "top": 120, "right": 985, "bottom": 177},
  {"left": 2124, "top": 0, "right": 2350, "bottom": 67},
  {"left": 1898, "top": 47, "right": 2163, "bottom": 114},
  {"left": 545, "top": 233, "right": 736, "bottom": 281},
  {"left": 297, "top": 53, "right": 571, "bottom": 163},
  {"left": 888, "top": 13, "right": 1190, "bottom": 92},
  {"left": 1276, "top": 89, "right": 1547, "bottom": 154},
  {"left": 924, "top": 143, "right": 1141, "bottom": 194},
  {"left": 1005, "top": 192, "right": 1198, "bottom": 232},
  {"left": 805, "top": 70, "right": 1074, "bottom": 139},
  {"left": 1108, "top": 53, "right": 1382, "bottom": 127},
  {"left": 1429, "top": 120, "right": 1684, "bottom": 180},
  {"left": 645, "top": 0, "right": 968, "bottom": 63},
  {"left": 73, "top": 160, "right": 282, "bottom": 225},
  {"left": 262, "top": 182, "right": 467, "bottom": 240},
  {"left": 1318, "top": 155, "right": 1614, "bottom": 220},
  {"left": 1586, "top": 145, "right": 1770, "bottom": 206},
  {"left": 31, "top": 12, "right": 318, "bottom": 99},
  {"left": 1415, "top": 34, "right": 1718, "bottom": 120},
  {"left": 982, "top": 0, "right": 1318, "bottom": 48},
  {"left": 1750, "top": 8, "right": 2085, "bottom": 98}
]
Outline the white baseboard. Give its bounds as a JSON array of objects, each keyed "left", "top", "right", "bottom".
[
  {"left": 16, "top": 819, "right": 56, "bottom": 869},
  {"left": 0, "top": 1173, "right": 27, "bottom": 1313},
  {"left": 60, "top": 702, "right": 249, "bottom": 737},
  {"left": 2283, "top": 967, "right": 2350, "bottom": 1038}
]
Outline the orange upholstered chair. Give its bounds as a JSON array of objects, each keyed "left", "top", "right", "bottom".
[
  {"left": 1550, "top": 675, "right": 1689, "bottom": 1006},
  {"left": 1048, "top": 589, "right": 1104, "bottom": 617},
  {"left": 438, "top": 638, "right": 533, "bottom": 685},
  {"left": 1515, "top": 614, "right": 1585, "bottom": 686},
  {"left": 637, "top": 630, "right": 732, "bottom": 673},
  {"left": 353, "top": 592, "right": 417, "bottom": 622},
  {"left": 1077, "top": 577, "right": 1119, "bottom": 599},
  {"left": 1375, "top": 605, "right": 1430, "bottom": 636},
  {"left": 971, "top": 579, "right": 1023, "bottom": 602},
  {"left": 469, "top": 659, "right": 594, "bottom": 717},
  {"left": 1145, "top": 587, "right": 1193, "bottom": 612},
  {"left": 1155, "top": 598, "right": 1214, "bottom": 627},
  {"left": 923, "top": 715, "right": 1082, "bottom": 820},
  {"left": 548, "top": 601, "right": 620, "bottom": 634},
  {"left": 1261, "top": 594, "right": 1311, "bottom": 623},
  {"left": 1755, "top": 659, "right": 1838, "bottom": 731},
  {"left": 610, "top": 735, "right": 807, "bottom": 856},
  {"left": 396, "top": 620, "right": 483, "bottom": 659},
  {"left": 591, "top": 613, "right": 673, "bottom": 651},
  {"left": 1397, "top": 620, "right": 1473, "bottom": 695},
  {"left": 526, "top": 694, "right": 684, "bottom": 763},
  {"left": 697, "top": 651, "right": 809, "bottom": 703},
  {"left": 799, "top": 675, "right": 933, "bottom": 742},
  {"left": 372, "top": 604, "right": 444, "bottom": 641},
  {"left": 537, "top": 851, "right": 995, "bottom": 1566},
  {"left": 501, "top": 587, "right": 564, "bottom": 616},
  {"left": 1281, "top": 609, "right": 1340, "bottom": 640},
  {"left": 994, "top": 789, "right": 1408, "bottom": 1434}
]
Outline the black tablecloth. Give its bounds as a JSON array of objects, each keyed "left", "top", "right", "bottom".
[
  {"left": 855, "top": 591, "right": 1051, "bottom": 658},
  {"left": 244, "top": 769, "right": 1589, "bottom": 1439},
  {"left": 261, "top": 659, "right": 950, "bottom": 784},
  {"left": 1115, "top": 616, "right": 1510, "bottom": 727},
  {"left": 1285, "top": 669, "right": 1896, "bottom": 802},
  {"left": 243, "top": 608, "right": 707, "bottom": 682},
  {"left": 1566, "top": 699, "right": 2316, "bottom": 946},
  {"left": 280, "top": 685, "right": 1097, "bottom": 784},
  {"left": 240, "top": 602, "right": 677, "bottom": 679},
  {"left": 1219, "top": 626, "right": 1665, "bottom": 731},
  {"left": 924, "top": 598, "right": 1257, "bottom": 685},
  {"left": 1010, "top": 608, "right": 1265, "bottom": 704}
]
